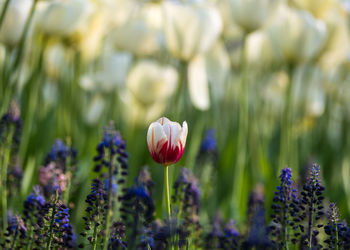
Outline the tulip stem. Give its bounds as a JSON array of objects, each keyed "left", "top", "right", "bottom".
[{"left": 165, "top": 165, "right": 171, "bottom": 218}]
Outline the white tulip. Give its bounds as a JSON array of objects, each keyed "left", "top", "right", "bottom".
[
  {"left": 85, "top": 95, "right": 105, "bottom": 125},
  {"left": 246, "top": 30, "right": 278, "bottom": 66},
  {"left": 290, "top": 0, "right": 335, "bottom": 18},
  {"left": 188, "top": 55, "right": 210, "bottom": 110},
  {"left": 205, "top": 41, "right": 230, "bottom": 100},
  {"left": 110, "top": 4, "right": 163, "bottom": 56},
  {"left": 120, "top": 90, "right": 168, "bottom": 126},
  {"left": 229, "top": 0, "right": 281, "bottom": 33},
  {"left": 126, "top": 59, "right": 178, "bottom": 105},
  {"left": 0, "top": 0, "right": 32, "bottom": 47},
  {"left": 318, "top": 3, "right": 350, "bottom": 70},
  {"left": 163, "top": 1, "right": 222, "bottom": 61},
  {"left": 39, "top": 0, "right": 91, "bottom": 37},
  {"left": 268, "top": 5, "right": 328, "bottom": 64},
  {"left": 79, "top": 52, "right": 132, "bottom": 92}
]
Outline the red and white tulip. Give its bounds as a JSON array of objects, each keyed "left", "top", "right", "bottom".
[{"left": 147, "top": 117, "right": 188, "bottom": 166}]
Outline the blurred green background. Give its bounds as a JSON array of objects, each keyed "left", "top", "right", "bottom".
[{"left": 1, "top": 0, "right": 350, "bottom": 231}]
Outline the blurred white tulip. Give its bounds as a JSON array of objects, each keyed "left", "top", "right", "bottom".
[
  {"left": 188, "top": 55, "right": 210, "bottom": 110},
  {"left": 205, "top": 41, "right": 230, "bottom": 101},
  {"left": 110, "top": 4, "right": 163, "bottom": 56},
  {"left": 120, "top": 59, "right": 178, "bottom": 126},
  {"left": 163, "top": 1, "right": 222, "bottom": 61},
  {"left": 44, "top": 43, "right": 67, "bottom": 79},
  {"left": 85, "top": 95, "right": 105, "bottom": 125},
  {"left": 229, "top": 0, "right": 281, "bottom": 33},
  {"left": 120, "top": 90, "right": 167, "bottom": 126},
  {"left": 318, "top": 3, "right": 350, "bottom": 71},
  {"left": 246, "top": 30, "right": 278, "bottom": 67},
  {"left": 126, "top": 59, "right": 178, "bottom": 105},
  {"left": 39, "top": 0, "right": 92, "bottom": 37},
  {"left": 74, "top": 9, "right": 110, "bottom": 61},
  {"left": 268, "top": 5, "right": 328, "bottom": 64},
  {"left": 0, "top": 0, "right": 32, "bottom": 47},
  {"left": 289, "top": 0, "right": 335, "bottom": 18},
  {"left": 79, "top": 52, "right": 133, "bottom": 92}
]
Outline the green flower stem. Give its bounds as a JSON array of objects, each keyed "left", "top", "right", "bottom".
[
  {"left": 279, "top": 64, "right": 295, "bottom": 170},
  {"left": 165, "top": 165, "right": 171, "bottom": 218},
  {"left": 92, "top": 215, "right": 99, "bottom": 250},
  {"left": 103, "top": 151, "right": 114, "bottom": 250},
  {"left": 232, "top": 34, "right": 248, "bottom": 222},
  {"left": 0, "top": 0, "right": 10, "bottom": 30},
  {"left": 46, "top": 191, "right": 59, "bottom": 250},
  {"left": 335, "top": 223, "right": 339, "bottom": 250},
  {"left": 1, "top": 130, "right": 13, "bottom": 233},
  {"left": 11, "top": 0, "right": 38, "bottom": 73}
]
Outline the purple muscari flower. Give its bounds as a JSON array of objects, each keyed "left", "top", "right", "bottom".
[
  {"left": 0, "top": 102, "right": 22, "bottom": 154},
  {"left": 153, "top": 218, "right": 179, "bottom": 249},
  {"left": 270, "top": 167, "right": 301, "bottom": 248},
  {"left": 36, "top": 200, "right": 75, "bottom": 248},
  {"left": 4, "top": 214, "right": 27, "bottom": 249},
  {"left": 221, "top": 219, "right": 239, "bottom": 249},
  {"left": 120, "top": 169, "right": 155, "bottom": 249},
  {"left": 324, "top": 203, "right": 349, "bottom": 249},
  {"left": 172, "top": 168, "right": 201, "bottom": 247},
  {"left": 39, "top": 162, "right": 66, "bottom": 197},
  {"left": 243, "top": 185, "right": 273, "bottom": 249},
  {"left": 6, "top": 214, "right": 27, "bottom": 237},
  {"left": 173, "top": 168, "right": 201, "bottom": 214},
  {"left": 224, "top": 219, "right": 239, "bottom": 237},
  {"left": 108, "top": 221, "right": 127, "bottom": 249},
  {"left": 104, "top": 178, "right": 117, "bottom": 194},
  {"left": 23, "top": 185, "right": 45, "bottom": 220},
  {"left": 137, "top": 166, "right": 154, "bottom": 195},
  {"left": 80, "top": 178, "right": 107, "bottom": 247},
  {"left": 299, "top": 164, "right": 325, "bottom": 248},
  {"left": 44, "top": 139, "right": 77, "bottom": 172},
  {"left": 92, "top": 123, "right": 128, "bottom": 235},
  {"left": 205, "top": 214, "right": 224, "bottom": 249},
  {"left": 200, "top": 129, "right": 217, "bottom": 153}
]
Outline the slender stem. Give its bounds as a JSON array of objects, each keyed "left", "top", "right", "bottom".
[
  {"left": 307, "top": 196, "right": 314, "bottom": 249},
  {"left": 26, "top": 223, "right": 33, "bottom": 250},
  {"left": 46, "top": 192, "right": 59, "bottom": 250},
  {"left": 1, "top": 131, "right": 12, "bottom": 233},
  {"left": 63, "top": 151, "right": 72, "bottom": 205},
  {"left": 11, "top": 0, "right": 38, "bottom": 73},
  {"left": 10, "top": 228, "right": 18, "bottom": 249},
  {"left": 282, "top": 207, "right": 289, "bottom": 250},
  {"left": 92, "top": 218, "right": 99, "bottom": 250},
  {"left": 165, "top": 165, "right": 171, "bottom": 218},
  {"left": 335, "top": 223, "right": 339, "bottom": 250},
  {"left": 232, "top": 34, "right": 248, "bottom": 222},
  {"left": 103, "top": 151, "right": 114, "bottom": 250},
  {"left": 0, "top": 0, "right": 10, "bottom": 30},
  {"left": 279, "top": 64, "right": 294, "bottom": 169}
]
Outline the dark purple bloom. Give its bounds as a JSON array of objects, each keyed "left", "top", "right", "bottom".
[
  {"left": 270, "top": 168, "right": 300, "bottom": 248},
  {"left": 324, "top": 203, "right": 349, "bottom": 249},
  {"left": 44, "top": 139, "right": 77, "bottom": 172},
  {"left": 200, "top": 129, "right": 217, "bottom": 153},
  {"left": 120, "top": 168, "right": 155, "bottom": 249},
  {"left": 298, "top": 164, "right": 325, "bottom": 248},
  {"left": 23, "top": 185, "right": 45, "bottom": 220}
]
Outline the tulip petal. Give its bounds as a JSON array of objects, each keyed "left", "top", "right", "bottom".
[
  {"left": 147, "top": 122, "right": 167, "bottom": 154},
  {"left": 157, "top": 117, "right": 171, "bottom": 125},
  {"left": 180, "top": 121, "right": 188, "bottom": 146},
  {"left": 188, "top": 55, "right": 210, "bottom": 110}
]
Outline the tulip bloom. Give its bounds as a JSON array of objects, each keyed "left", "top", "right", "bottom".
[
  {"left": 147, "top": 117, "right": 188, "bottom": 166},
  {"left": 147, "top": 117, "right": 188, "bottom": 219}
]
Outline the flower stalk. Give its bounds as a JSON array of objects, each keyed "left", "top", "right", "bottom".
[{"left": 165, "top": 165, "right": 171, "bottom": 218}]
